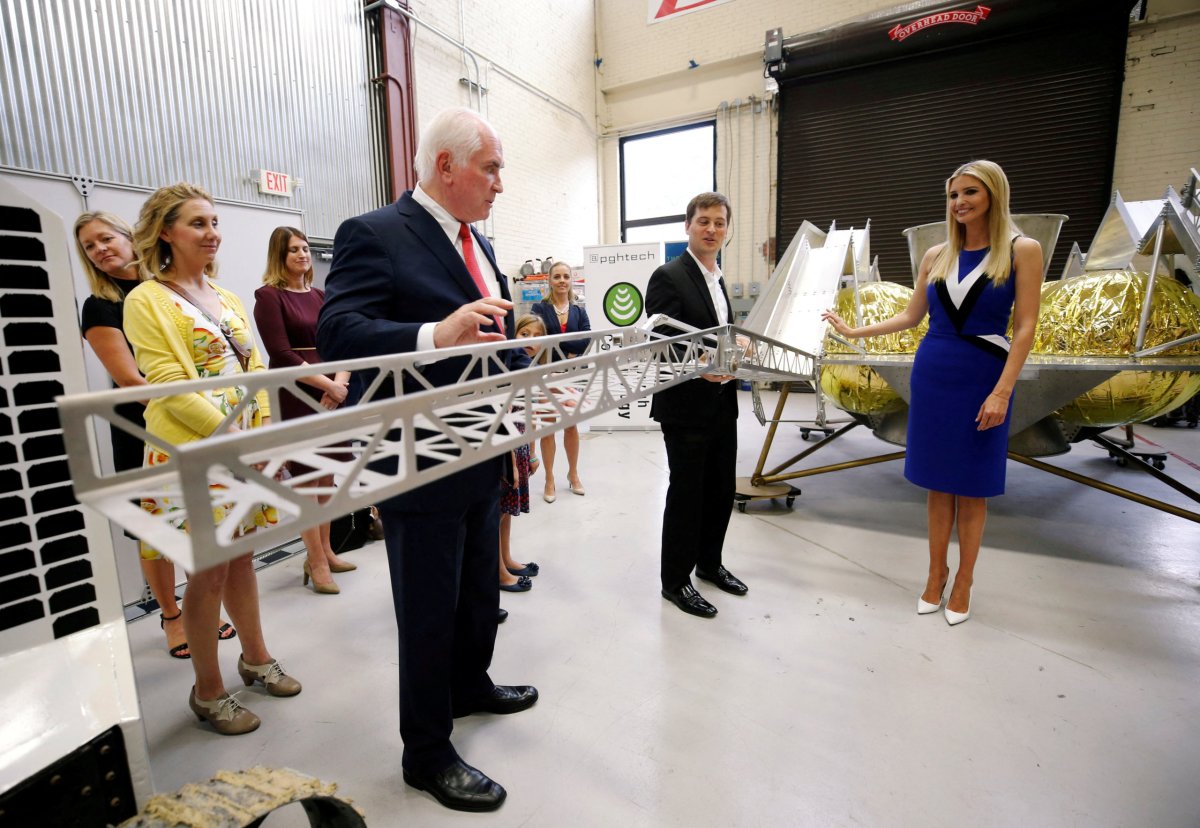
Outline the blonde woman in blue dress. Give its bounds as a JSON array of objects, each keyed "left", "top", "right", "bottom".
[{"left": 823, "top": 160, "right": 1042, "bottom": 625}]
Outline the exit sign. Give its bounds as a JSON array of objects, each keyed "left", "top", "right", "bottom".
[{"left": 257, "top": 169, "right": 294, "bottom": 197}]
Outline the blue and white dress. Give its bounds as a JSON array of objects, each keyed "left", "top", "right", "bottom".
[{"left": 905, "top": 246, "right": 1016, "bottom": 497}]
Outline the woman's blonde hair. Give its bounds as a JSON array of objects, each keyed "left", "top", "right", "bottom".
[
  {"left": 515, "top": 313, "right": 549, "bottom": 364},
  {"left": 546, "top": 261, "right": 578, "bottom": 304},
  {"left": 133, "top": 182, "right": 218, "bottom": 279},
  {"left": 73, "top": 211, "right": 143, "bottom": 302},
  {"left": 262, "top": 226, "right": 313, "bottom": 288},
  {"left": 927, "top": 159, "right": 1020, "bottom": 285}
]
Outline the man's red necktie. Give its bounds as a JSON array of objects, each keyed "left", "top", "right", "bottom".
[{"left": 459, "top": 222, "right": 503, "bottom": 332}]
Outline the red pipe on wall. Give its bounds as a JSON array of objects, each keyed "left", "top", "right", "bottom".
[{"left": 376, "top": 1, "right": 418, "bottom": 199}]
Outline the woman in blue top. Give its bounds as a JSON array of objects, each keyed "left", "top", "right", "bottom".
[
  {"left": 530, "top": 261, "right": 591, "bottom": 502},
  {"left": 822, "top": 160, "right": 1042, "bottom": 626}
]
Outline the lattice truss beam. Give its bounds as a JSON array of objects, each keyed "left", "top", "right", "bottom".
[{"left": 58, "top": 322, "right": 815, "bottom": 570}]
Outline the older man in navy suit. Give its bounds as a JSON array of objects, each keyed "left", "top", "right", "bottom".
[{"left": 317, "top": 108, "right": 536, "bottom": 813}]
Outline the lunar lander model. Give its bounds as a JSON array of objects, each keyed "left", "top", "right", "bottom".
[{"left": 736, "top": 169, "right": 1200, "bottom": 521}]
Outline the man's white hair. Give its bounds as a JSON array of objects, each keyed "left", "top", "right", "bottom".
[{"left": 413, "top": 107, "right": 495, "bottom": 183}]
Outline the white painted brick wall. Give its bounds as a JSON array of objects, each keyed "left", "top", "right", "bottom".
[
  {"left": 598, "top": 0, "right": 900, "bottom": 91},
  {"left": 1113, "top": 14, "right": 1200, "bottom": 200},
  {"left": 406, "top": 0, "right": 600, "bottom": 279}
]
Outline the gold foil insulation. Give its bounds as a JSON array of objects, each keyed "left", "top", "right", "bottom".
[
  {"left": 1034, "top": 271, "right": 1200, "bottom": 426},
  {"left": 820, "top": 282, "right": 926, "bottom": 415}
]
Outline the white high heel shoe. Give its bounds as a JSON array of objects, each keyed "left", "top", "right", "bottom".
[
  {"left": 917, "top": 580, "right": 947, "bottom": 615},
  {"left": 945, "top": 589, "right": 972, "bottom": 626}
]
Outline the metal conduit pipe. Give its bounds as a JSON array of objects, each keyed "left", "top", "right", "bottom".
[
  {"left": 750, "top": 99, "right": 757, "bottom": 289},
  {"left": 363, "top": 0, "right": 482, "bottom": 111},
  {"left": 364, "top": 0, "right": 592, "bottom": 132}
]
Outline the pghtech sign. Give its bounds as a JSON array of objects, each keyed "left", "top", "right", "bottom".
[{"left": 584, "top": 242, "right": 662, "bottom": 429}]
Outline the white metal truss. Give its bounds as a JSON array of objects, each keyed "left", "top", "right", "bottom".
[{"left": 58, "top": 322, "right": 816, "bottom": 571}]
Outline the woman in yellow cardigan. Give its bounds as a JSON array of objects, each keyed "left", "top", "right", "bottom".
[{"left": 125, "top": 183, "right": 301, "bottom": 736}]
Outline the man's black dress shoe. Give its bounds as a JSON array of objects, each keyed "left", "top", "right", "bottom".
[
  {"left": 661, "top": 583, "right": 717, "bottom": 618},
  {"left": 497, "top": 607, "right": 508, "bottom": 623},
  {"left": 403, "top": 759, "right": 506, "bottom": 812},
  {"left": 454, "top": 684, "right": 539, "bottom": 717},
  {"left": 696, "top": 566, "right": 748, "bottom": 596}
]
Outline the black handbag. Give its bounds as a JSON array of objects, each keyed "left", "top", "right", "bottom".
[{"left": 329, "top": 507, "right": 374, "bottom": 554}]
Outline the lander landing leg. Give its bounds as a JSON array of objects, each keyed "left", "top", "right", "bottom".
[{"left": 733, "top": 478, "right": 800, "bottom": 513}]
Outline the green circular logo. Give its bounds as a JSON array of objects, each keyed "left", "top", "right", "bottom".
[{"left": 603, "top": 282, "right": 644, "bottom": 327}]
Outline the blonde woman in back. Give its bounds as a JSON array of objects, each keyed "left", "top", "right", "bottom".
[{"left": 529, "top": 262, "right": 591, "bottom": 502}]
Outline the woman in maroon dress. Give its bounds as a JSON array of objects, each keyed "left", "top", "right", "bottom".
[{"left": 253, "top": 227, "right": 353, "bottom": 594}]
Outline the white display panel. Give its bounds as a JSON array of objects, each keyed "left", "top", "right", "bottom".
[
  {"left": 583, "top": 242, "right": 663, "bottom": 430},
  {"left": 0, "top": 169, "right": 303, "bottom": 606},
  {"left": 0, "top": 175, "right": 150, "bottom": 800}
]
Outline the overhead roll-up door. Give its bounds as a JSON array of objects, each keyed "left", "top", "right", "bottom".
[{"left": 774, "top": 0, "right": 1136, "bottom": 284}]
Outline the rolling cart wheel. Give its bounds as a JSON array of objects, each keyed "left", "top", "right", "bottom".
[
  {"left": 785, "top": 496, "right": 795, "bottom": 508},
  {"left": 800, "top": 428, "right": 811, "bottom": 440},
  {"left": 737, "top": 501, "right": 747, "bottom": 513},
  {"left": 1154, "top": 459, "right": 1166, "bottom": 470}
]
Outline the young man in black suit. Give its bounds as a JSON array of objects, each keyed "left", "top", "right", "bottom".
[
  {"left": 645, "top": 192, "right": 749, "bottom": 619},
  {"left": 317, "top": 108, "right": 536, "bottom": 812}
]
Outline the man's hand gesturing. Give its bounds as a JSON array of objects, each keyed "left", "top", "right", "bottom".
[{"left": 432, "top": 297, "right": 513, "bottom": 348}]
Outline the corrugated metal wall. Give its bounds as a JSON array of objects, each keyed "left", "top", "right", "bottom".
[{"left": 0, "top": 0, "right": 388, "bottom": 240}]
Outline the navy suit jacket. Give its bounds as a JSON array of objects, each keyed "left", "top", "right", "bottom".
[
  {"left": 316, "top": 191, "right": 514, "bottom": 506},
  {"left": 530, "top": 300, "right": 591, "bottom": 358},
  {"left": 644, "top": 251, "right": 738, "bottom": 427}
]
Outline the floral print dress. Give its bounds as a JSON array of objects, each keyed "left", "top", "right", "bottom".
[{"left": 139, "top": 291, "right": 278, "bottom": 560}]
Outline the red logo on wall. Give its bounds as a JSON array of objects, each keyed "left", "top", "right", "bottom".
[
  {"left": 888, "top": 5, "right": 991, "bottom": 41},
  {"left": 652, "top": 0, "right": 729, "bottom": 22}
]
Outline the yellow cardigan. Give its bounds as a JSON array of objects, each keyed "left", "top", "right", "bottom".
[{"left": 124, "top": 279, "right": 270, "bottom": 445}]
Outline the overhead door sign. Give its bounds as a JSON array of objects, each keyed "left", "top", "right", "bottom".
[
  {"left": 889, "top": 5, "right": 991, "bottom": 42},
  {"left": 649, "top": 0, "right": 733, "bottom": 25}
]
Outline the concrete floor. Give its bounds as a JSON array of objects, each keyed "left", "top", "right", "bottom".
[{"left": 125, "top": 391, "right": 1200, "bottom": 826}]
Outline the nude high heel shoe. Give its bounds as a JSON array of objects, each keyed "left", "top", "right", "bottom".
[{"left": 302, "top": 560, "right": 340, "bottom": 594}]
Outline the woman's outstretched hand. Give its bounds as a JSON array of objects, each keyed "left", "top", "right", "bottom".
[{"left": 820, "top": 309, "right": 853, "bottom": 338}]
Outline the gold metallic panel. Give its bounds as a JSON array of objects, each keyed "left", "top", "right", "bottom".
[
  {"left": 1034, "top": 271, "right": 1200, "bottom": 426},
  {"left": 820, "top": 282, "right": 925, "bottom": 415}
]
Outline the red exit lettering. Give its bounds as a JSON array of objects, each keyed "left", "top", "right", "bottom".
[{"left": 258, "top": 169, "right": 293, "bottom": 197}]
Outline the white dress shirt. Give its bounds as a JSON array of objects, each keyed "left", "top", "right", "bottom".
[
  {"left": 686, "top": 248, "right": 729, "bottom": 324},
  {"left": 412, "top": 184, "right": 502, "bottom": 352}
]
